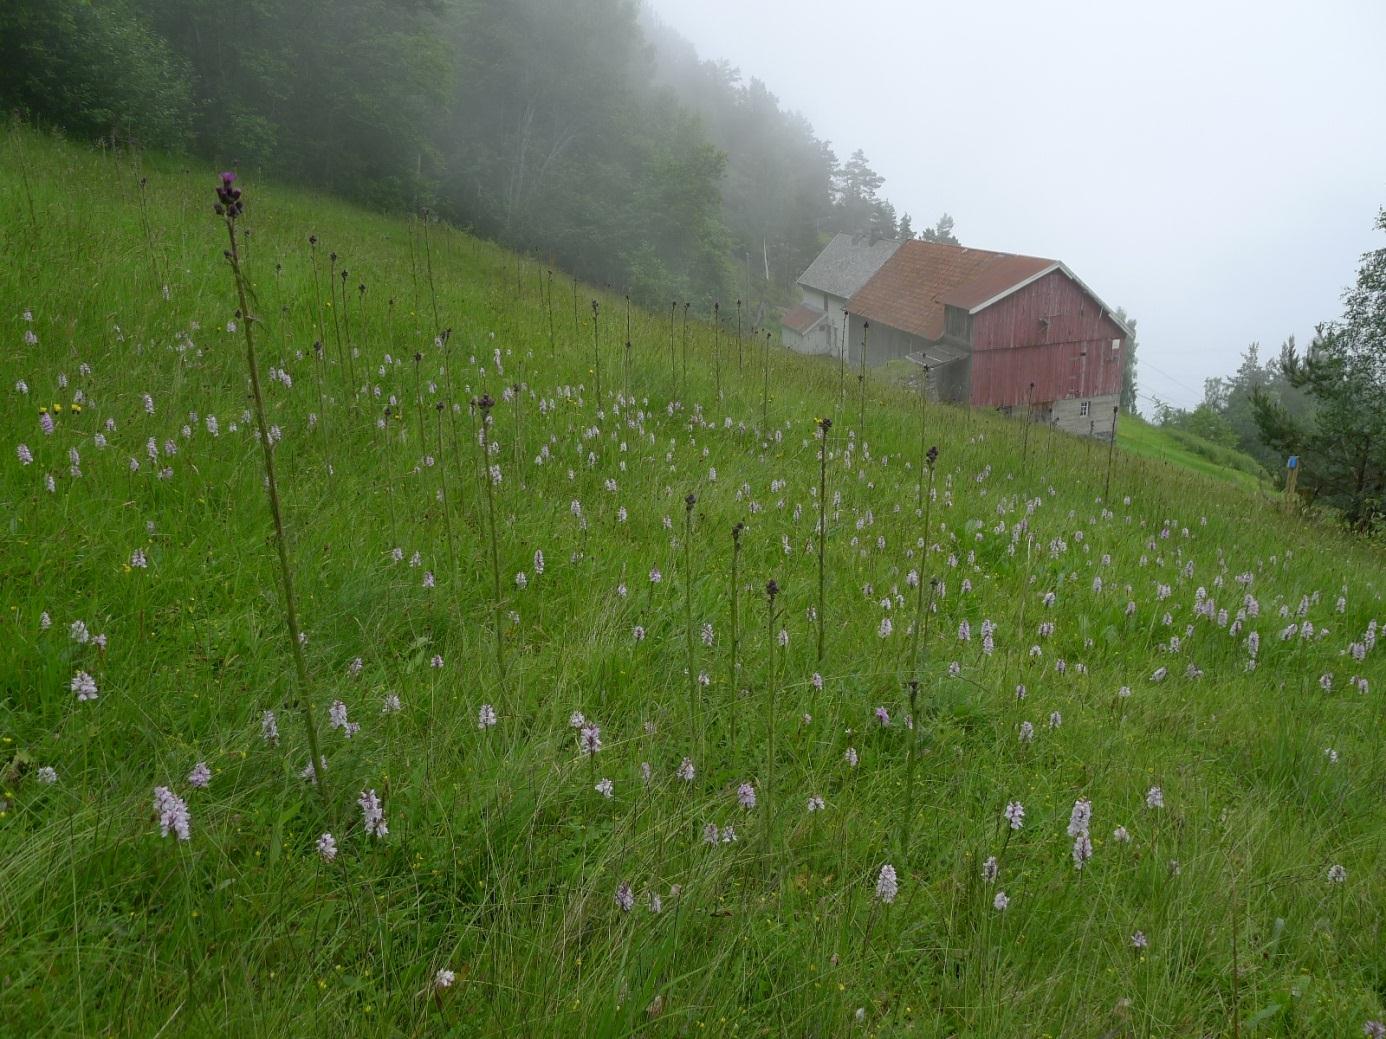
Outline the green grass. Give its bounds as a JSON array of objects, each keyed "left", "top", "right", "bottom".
[
  {"left": 3, "top": 127, "right": 1385, "bottom": 1038},
  {"left": 1118, "top": 415, "right": 1271, "bottom": 492}
]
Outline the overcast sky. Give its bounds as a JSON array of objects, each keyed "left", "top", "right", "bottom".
[{"left": 647, "top": 0, "right": 1386, "bottom": 411}]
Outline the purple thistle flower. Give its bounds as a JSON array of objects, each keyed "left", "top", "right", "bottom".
[
  {"left": 1067, "top": 798, "right": 1092, "bottom": 838},
  {"left": 358, "top": 789, "right": 388, "bottom": 838},
  {"left": 153, "top": 786, "right": 190, "bottom": 840},
  {"left": 579, "top": 723, "right": 602, "bottom": 755},
  {"left": 317, "top": 832, "right": 338, "bottom": 862},
  {"left": 1072, "top": 833, "right": 1093, "bottom": 870},
  {"left": 875, "top": 863, "right": 899, "bottom": 904},
  {"left": 329, "top": 699, "right": 360, "bottom": 738},
  {"left": 187, "top": 761, "right": 211, "bottom": 789},
  {"left": 214, "top": 171, "right": 244, "bottom": 217},
  {"left": 737, "top": 782, "right": 757, "bottom": 809},
  {"left": 1004, "top": 801, "right": 1025, "bottom": 830},
  {"left": 71, "top": 671, "right": 98, "bottom": 702}
]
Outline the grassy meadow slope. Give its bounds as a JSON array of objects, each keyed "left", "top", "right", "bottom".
[
  {"left": 2, "top": 128, "right": 1384, "bottom": 1037},
  {"left": 1117, "top": 416, "right": 1271, "bottom": 493}
]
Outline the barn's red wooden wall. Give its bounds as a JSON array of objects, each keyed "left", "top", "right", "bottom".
[{"left": 968, "top": 270, "right": 1124, "bottom": 408}]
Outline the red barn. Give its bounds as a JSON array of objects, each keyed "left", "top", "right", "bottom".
[{"left": 790, "top": 238, "right": 1130, "bottom": 437}]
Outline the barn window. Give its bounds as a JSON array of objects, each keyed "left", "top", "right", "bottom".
[{"left": 1079, "top": 401, "right": 1091, "bottom": 417}]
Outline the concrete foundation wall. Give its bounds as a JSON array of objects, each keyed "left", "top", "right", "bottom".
[{"left": 1050, "top": 393, "right": 1119, "bottom": 437}]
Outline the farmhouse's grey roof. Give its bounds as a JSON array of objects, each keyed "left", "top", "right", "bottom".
[{"left": 797, "top": 233, "right": 901, "bottom": 301}]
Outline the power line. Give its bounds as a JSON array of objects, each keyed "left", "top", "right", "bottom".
[{"left": 1138, "top": 358, "right": 1206, "bottom": 401}]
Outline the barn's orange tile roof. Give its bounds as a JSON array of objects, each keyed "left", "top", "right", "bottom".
[
  {"left": 848, "top": 241, "right": 1055, "bottom": 341},
  {"left": 781, "top": 303, "right": 826, "bottom": 334}
]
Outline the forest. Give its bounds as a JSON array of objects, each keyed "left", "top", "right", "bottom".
[{"left": 0, "top": 0, "right": 937, "bottom": 313}]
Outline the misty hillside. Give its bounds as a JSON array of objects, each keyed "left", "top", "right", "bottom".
[
  {"left": 1, "top": 0, "right": 923, "bottom": 313},
  {"left": 3, "top": 129, "right": 1384, "bottom": 1036}
]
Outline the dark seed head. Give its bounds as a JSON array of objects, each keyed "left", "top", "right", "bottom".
[
  {"left": 926, "top": 445, "right": 939, "bottom": 468},
  {"left": 685, "top": 493, "right": 696, "bottom": 512},
  {"left": 732, "top": 521, "right": 744, "bottom": 543},
  {"left": 214, "top": 170, "right": 243, "bottom": 216},
  {"left": 477, "top": 394, "right": 495, "bottom": 412},
  {"left": 766, "top": 579, "right": 779, "bottom": 601}
]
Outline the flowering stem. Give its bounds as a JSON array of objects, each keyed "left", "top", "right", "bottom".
[
  {"left": 338, "top": 269, "right": 358, "bottom": 401},
  {"left": 477, "top": 398, "right": 506, "bottom": 684},
  {"left": 421, "top": 209, "right": 441, "bottom": 334},
  {"left": 713, "top": 301, "right": 722, "bottom": 401},
  {"left": 435, "top": 405, "right": 458, "bottom": 577},
  {"left": 761, "top": 331, "right": 770, "bottom": 429},
  {"left": 858, "top": 321, "right": 868, "bottom": 437},
  {"left": 684, "top": 496, "right": 699, "bottom": 758},
  {"left": 682, "top": 303, "right": 690, "bottom": 400},
  {"left": 907, "top": 455, "right": 938, "bottom": 682},
  {"left": 765, "top": 580, "right": 780, "bottom": 869},
  {"left": 412, "top": 353, "right": 426, "bottom": 459},
  {"left": 591, "top": 300, "right": 603, "bottom": 405},
  {"left": 221, "top": 210, "right": 328, "bottom": 808},
  {"left": 816, "top": 418, "right": 831, "bottom": 664},
  {"left": 729, "top": 523, "right": 743, "bottom": 756}
]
